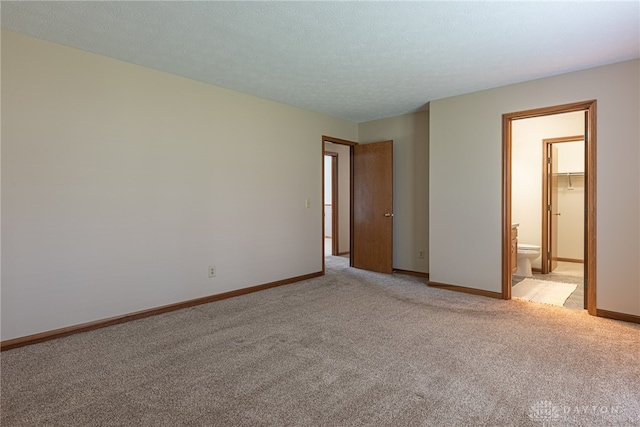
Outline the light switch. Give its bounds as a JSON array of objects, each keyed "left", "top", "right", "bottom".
[{"left": 305, "top": 199, "right": 310, "bottom": 208}]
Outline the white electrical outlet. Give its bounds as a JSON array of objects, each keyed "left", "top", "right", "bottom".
[
  {"left": 208, "top": 266, "right": 216, "bottom": 278},
  {"left": 418, "top": 250, "right": 425, "bottom": 259}
]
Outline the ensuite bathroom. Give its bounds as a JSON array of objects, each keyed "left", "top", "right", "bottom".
[{"left": 511, "top": 111, "right": 586, "bottom": 310}]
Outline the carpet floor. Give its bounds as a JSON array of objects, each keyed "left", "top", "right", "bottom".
[{"left": 2, "top": 256, "right": 639, "bottom": 426}]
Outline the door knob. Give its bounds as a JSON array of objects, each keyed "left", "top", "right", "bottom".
[
  {"left": 384, "top": 213, "right": 394, "bottom": 217},
  {"left": 553, "top": 213, "right": 562, "bottom": 216}
]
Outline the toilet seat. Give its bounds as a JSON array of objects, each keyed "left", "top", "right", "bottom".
[
  {"left": 518, "top": 244, "right": 540, "bottom": 251},
  {"left": 518, "top": 248, "right": 539, "bottom": 254}
]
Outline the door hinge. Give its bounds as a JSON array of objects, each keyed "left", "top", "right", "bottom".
[
  {"left": 547, "top": 251, "right": 551, "bottom": 258},
  {"left": 547, "top": 204, "right": 551, "bottom": 211},
  {"left": 547, "top": 157, "right": 551, "bottom": 164},
  {"left": 584, "top": 279, "right": 587, "bottom": 288}
]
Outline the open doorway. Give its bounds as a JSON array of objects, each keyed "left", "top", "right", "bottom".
[
  {"left": 324, "top": 151, "right": 338, "bottom": 256},
  {"left": 512, "top": 119, "right": 585, "bottom": 309},
  {"left": 542, "top": 136, "right": 585, "bottom": 274},
  {"left": 539, "top": 136, "right": 586, "bottom": 310},
  {"left": 502, "top": 100, "right": 597, "bottom": 315},
  {"left": 322, "top": 136, "right": 355, "bottom": 273}
]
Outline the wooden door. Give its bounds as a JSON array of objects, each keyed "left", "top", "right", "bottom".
[
  {"left": 352, "top": 140, "right": 393, "bottom": 273},
  {"left": 549, "top": 144, "right": 559, "bottom": 272}
]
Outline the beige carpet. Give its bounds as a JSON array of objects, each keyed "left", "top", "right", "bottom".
[
  {"left": 2, "top": 256, "right": 639, "bottom": 426},
  {"left": 512, "top": 278, "right": 577, "bottom": 307}
]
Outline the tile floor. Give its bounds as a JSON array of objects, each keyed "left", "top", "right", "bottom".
[{"left": 549, "top": 261, "right": 584, "bottom": 278}]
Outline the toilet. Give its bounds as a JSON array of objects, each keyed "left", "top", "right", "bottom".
[{"left": 516, "top": 244, "right": 541, "bottom": 277}]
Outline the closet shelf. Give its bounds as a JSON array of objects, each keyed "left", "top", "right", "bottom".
[{"left": 556, "top": 172, "right": 584, "bottom": 176}]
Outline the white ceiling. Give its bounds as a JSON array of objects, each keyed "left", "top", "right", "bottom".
[{"left": 2, "top": 1, "right": 639, "bottom": 123}]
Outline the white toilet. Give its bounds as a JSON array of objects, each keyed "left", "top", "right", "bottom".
[{"left": 516, "top": 244, "right": 541, "bottom": 277}]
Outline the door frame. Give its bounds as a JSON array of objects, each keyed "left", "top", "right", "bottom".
[
  {"left": 324, "top": 151, "right": 339, "bottom": 256},
  {"left": 541, "top": 135, "right": 584, "bottom": 275},
  {"left": 322, "top": 136, "right": 357, "bottom": 274},
  {"left": 502, "top": 100, "right": 597, "bottom": 315}
]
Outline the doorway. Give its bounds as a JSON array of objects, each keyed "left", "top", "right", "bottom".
[
  {"left": 542, "top": 136, "right": 585, "bottom": 275},
  {"left": 322, "top": 136, "right": 356, "bottom": 273},
  {"left": 541, "top": 136, "right": 586, "bottom": 309},
  {"left": 324, "top": 151, "right": 338, "bottom": 256},
  {"left": 502, "top": 100, "right": 597, "bottom": 315},
  {"left": 321, "top": 136, "right": 394, "bottom": 274}
]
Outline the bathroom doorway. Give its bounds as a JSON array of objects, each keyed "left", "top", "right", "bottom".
[{"left": 502, "top": 100, "right": 597, "bottom": 315}]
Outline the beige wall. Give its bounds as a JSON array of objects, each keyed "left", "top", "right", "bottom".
[
  {"left": 556, "top": 141, "right": 585, "bottom": 261},
  {"left": 358, "top": 111, "right": 429, "bottom": 273},
  {"left": 1, "top": 31, "right": 357, "bottom": 340},
  {"left": 557, "top": 140, "right": 585, "bottom": 174},
  {"left": 430, "top": 59, "right": 640, "bottom": 316},
  {"left": 557, "top": 174, "right": 584, "bottom": 261}
]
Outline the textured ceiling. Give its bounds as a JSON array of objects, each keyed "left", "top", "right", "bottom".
[{"left": 2, "top": 1, "right": 639, "bottom": 123}]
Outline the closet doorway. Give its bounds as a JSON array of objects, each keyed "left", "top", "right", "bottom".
[{"left": 542, "top": 136, "right": 585, "bottom": 276}]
